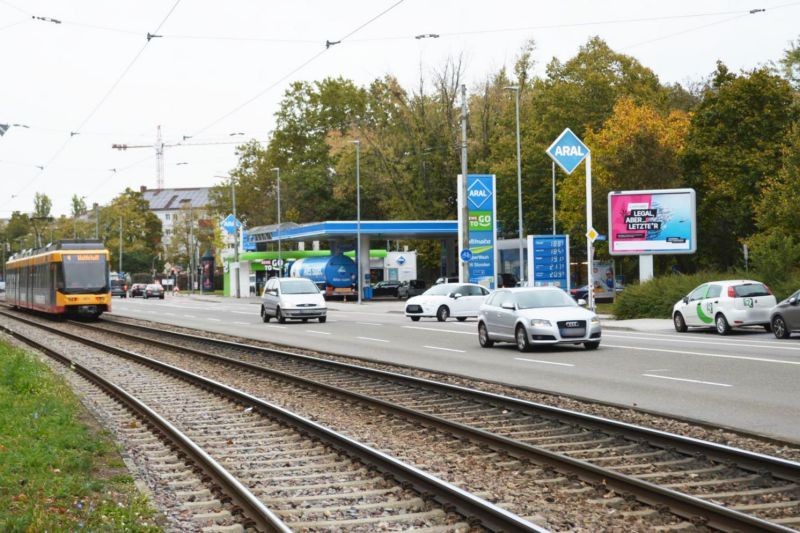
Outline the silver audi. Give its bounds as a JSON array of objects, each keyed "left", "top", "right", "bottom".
[{"left": 477, "top": 287, "right": 601, "bottom": 351}]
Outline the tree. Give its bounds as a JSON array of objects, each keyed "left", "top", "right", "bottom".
[
  {"left": 71, "top": 195, "right": 87, "bottom": 218},
  {"left": 100, "top": 188, "right": 162, "bottom": 274},
  {"left": 780, "top": 36, "right": 800, "bottom": 88},
  {"left": 681, "top": 64, "right": 798, "bottom": 269},
  {"left": 33, "top": 192, "right": 52, "bottom": 218}
]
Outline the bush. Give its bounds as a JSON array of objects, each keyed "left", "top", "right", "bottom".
[{"left": 612, "top": 269, "right": 800, "bottom": 319}]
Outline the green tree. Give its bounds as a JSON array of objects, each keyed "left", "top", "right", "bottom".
[
  {"left": 681, "top": 63, "right": 798, "bottom": 269},
  {"left": 780, "top": 36, "right": 800, "bottom": 88},
  {"left": 100, "top": 188, "right": 162, "bottom": 274},
  {"left": 33, "top": 192, "right": 52, "bottom": 218}
]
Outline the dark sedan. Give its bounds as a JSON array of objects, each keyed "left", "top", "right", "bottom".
[
  {"left": 372, "top": 280, "right": 403, "bottom": 298},
  {"left": 144, "top": 283, "right": 165, "bottom": 299},
  {"left": 129, "top": 283, "right": 147, "bottom": 298},
  {"left": 770, "top": 289, "right": 800, "bottom": 339}
]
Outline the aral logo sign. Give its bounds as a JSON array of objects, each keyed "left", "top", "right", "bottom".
[
  {"left": 546, "top": 128, "right": 589, "bottom": 175},
  {"left": 467, "top": 180, "right": 492, "bottom": 209}
]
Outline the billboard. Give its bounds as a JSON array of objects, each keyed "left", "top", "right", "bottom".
[
  {"left": 527, "top": 235, "right": 570, "bottom": 290},
  {"left": 458, "top": 174, "right": 497, "bottom": 289},
  {"left": 608, "top": 188, "right": 696, "bottom": 255},
  {"left": 591, "top": 260, "right": 615, "bottom": 300}
]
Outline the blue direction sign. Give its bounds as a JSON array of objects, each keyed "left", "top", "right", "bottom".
[
  {"left": 527, "top": 234, "right": 570, "bottom": 290},
  {"left": 221, "top": 214, "right": 242, "bottom": 235},
  {"left": 546, "top": 128, "right": 589, "bottom": 175},
  {"left": 460, "top": 249, "right": 473, "bottom": 262}
]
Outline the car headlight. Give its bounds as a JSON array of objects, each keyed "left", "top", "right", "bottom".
[
  {"left": 530, "top": 319, "right": 551, "bottom": 327},
  {"left": 590, "top": 316, "right": 600, "bottom": 325}
]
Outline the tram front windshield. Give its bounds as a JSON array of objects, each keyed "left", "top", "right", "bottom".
[{"left": 62, "top": 254, "right": 109, "bottom": 293}]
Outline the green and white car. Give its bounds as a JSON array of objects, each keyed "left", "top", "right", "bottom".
[{"left": 673, "top": 280, "right": 776, "bottom": 335}]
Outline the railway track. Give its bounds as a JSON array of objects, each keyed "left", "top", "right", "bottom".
[
  {"left": 0, "top": 311, "right": 540, "bottom": 532},
  {"left": 81, "top": 314, "right": 800, "bottom": 532}
]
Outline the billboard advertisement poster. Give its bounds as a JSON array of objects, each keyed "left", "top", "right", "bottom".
[
  {"left": 461, "top": 174, "right": 497, "bottom": 289},
  {"left": 527, "top": 235, "right": 570, "bottom": 290},
  {"left": 591, "top": 260, "right": 615, "bottom": 300},
  {"left": 608, "top": 188, "right": 696, "bottom": 255}
]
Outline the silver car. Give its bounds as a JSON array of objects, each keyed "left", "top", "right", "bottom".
[
  {"left": 261, "top": 277, "right": 327, "bottom": 323},
  {"left": 477, "top": 287, "right": 601, "bottom": 351}
]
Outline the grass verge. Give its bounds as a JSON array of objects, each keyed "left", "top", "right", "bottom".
[{"left": 0, "top": 339, "right": 162, "bottom": 532}]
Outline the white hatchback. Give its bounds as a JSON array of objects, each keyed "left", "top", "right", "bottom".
[
  {"left": 404, "top": 282, "right": 491, "bottom": 322},
  {"left": 672, "top": 280, "right": 776, "bottom": 335}
]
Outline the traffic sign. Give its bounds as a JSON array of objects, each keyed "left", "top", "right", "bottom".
[
  {"left": 586, "top": 227, "right": 599, "bottom": 242},
  {"left": 546, "top": 128, "right": 589, "bottom": 175},
  {"left": 460, "top": 249, "right": 473, "bottom": 262},
  {"left": 221, "top": 214, "right": 242, "bottom": 235}
]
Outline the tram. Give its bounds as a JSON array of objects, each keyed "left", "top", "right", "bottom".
[{"left": 5, "top": 240, "right": 111, "bottom": 318}]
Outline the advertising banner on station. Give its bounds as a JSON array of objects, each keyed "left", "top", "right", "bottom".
[
  {"left": 527, "top": 234, "right": 570, "bottom": 290},
  {"left": 458, "top": 174, "right": 497, "bottom": 289},
  {"left": 591, "top": 260, "right": 615, "bottom": 300},
  {"left": 608, "top": 188, "right": 697, "bottom": 255}
]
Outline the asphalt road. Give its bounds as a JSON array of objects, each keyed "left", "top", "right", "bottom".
[{"left": 108, "top": 294, "right": 800, "bottom": 443}]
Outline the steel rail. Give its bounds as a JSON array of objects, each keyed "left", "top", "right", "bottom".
[
  {"left": 2, "top": 311, "right": 543, "bottom": 533},
  {"left": 0, "top": 321, "right": 291, "bottom": 533},
  {"left": 86, "top": 315, "right": 800, "bottom": 533}
]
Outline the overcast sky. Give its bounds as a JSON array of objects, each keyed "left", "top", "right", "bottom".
[{"left": 1, "top": 0, "right": 798, "bottom": 218}]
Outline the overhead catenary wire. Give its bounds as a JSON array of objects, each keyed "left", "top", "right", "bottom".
[{"left": 2, "top": 0, "right": 184, "bottom": 211}]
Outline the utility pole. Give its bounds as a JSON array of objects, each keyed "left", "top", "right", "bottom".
[
  {"left": 118, "top": 217, "right": 123, "bottom": 274},
  {"left": 459, "top": 84, "right": 469, "bottom": 284},
  {"left": 94, "top": 203, "right": 99, "bottom": 239},
  {"left": 231, "top": 178, "right": 240, "bottom": 297}
]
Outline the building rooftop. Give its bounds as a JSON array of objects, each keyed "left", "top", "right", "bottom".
[{"left": 140, "top": 186, "right": 210, "bottom": 210}]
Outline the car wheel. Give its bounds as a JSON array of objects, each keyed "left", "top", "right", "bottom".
[
  {"left": 261, "top": 306, "right": 270, "bottom": 323},
  {"left": 584, "top": 341, "right": 600, "bottom": 350},
  {"left": 673, "top": 312, "right": 687, "bottom": 333},
  {"left": 515, "top": 325, "right": 531, "bottom": 352},
  {"left": 319, "top": 316, "right": 327, "bottom": 323},
  {"left": 772, "top": 315, "right": 790, "bottom": 339},
  {"left": 478, "top": 322, "right": 494, "bottom": 348},
  {"left": 436, "top": 306, "right": 450, "bottom": 322},
  {"left": 276, "top": 307, "right": 286, "bottom": 324},
  {"left": 410, "top": 316, "right": 421, "bottom": 322},
  {"left": 159, "top": 295, "right": 164, "bottom": 300},
  {"left": 456, "top": 317, "right": 467, "bottom": 322},
  {"left": 715, "top": 313, "right": 730, "bottom": 335}
]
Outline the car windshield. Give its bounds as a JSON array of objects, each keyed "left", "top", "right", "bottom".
[
  {"left": 424, "top": 284, "right": 458, "bottom": 296},
  {"left": 62, "top": 254, "right": 109, "bottom": 294},
  {"left": 733, "top": 283, "right": 770, "bottom": 297},
  {"left": 147, "top": 284, "right": 161, "bottom": 290},
  {"left": 515, "top": 290, "right": 577, "bottom": 309},
  {"left": 281, "top": 279, "right": 319, "bottom": 294}
]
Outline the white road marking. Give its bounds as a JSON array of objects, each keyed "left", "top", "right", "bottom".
[
  {"left": 643, "top": 374, "right": 732, "bottom": 387},
  {"left": 207, "top": 318, "right": 221, "bottom": 322},
  {"left": 357, "top": 336, "right": 389, "bottom": 343},
  {"left": 423, "top": 345, "right": 466, "bottom": 353},
  {"left": 231, "top": 311, "right": 255, "bottom": 315},
  {"left": 603, "top": 332, "right": 800, "bottom": 352},
  {"left": 233, "top": 321, "right": 248, "bottom": 325},
  {"left": 183, "top": 315, "right": 196, "bottom": 318},
  {"left": 603, "top": 344, "right": 800, "bottom": 366},
  {"left": 162, "top": 312, "right": 176, "bottom": 316},
  {"left": 515, "top": 358, "right": 575, "bottom": 367},
  {"left": 357, "top": 322, "right": 383, "bottom": 326},
  {"left": 265, "top": 325, "right": 287, "bottom": 329},
  {"left": 404, "top": 326, "right": 474, "bottom": 335},
  {"left": 307, "top": 330, "right": 331, "bottom": 335}
]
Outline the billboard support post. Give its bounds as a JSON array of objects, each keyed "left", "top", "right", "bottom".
[
  {"left": 585, "top": 152, "right": 593, "bottom": 311},
  {"left": 640, "top": 255, "right": 653, "bottom": 282}
]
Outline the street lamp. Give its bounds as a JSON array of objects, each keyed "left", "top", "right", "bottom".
[
  {"left": 271, "top": 167, "right": 282, "bottom": 277},
  {"left": 231, "top": 177, "right": 240, "bottom": 297},
  {"left": 350, "top": 140, "right": 362, "bottom": 304},
  {"left": 505, "top": 86, "right": 524, "bottom": 284}
]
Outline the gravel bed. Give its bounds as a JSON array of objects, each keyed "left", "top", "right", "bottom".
[{"left": 104, "top": 315, "right": 800, "bottom": 463}]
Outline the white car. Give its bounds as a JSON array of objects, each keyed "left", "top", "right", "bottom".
[
  {"left": 478, "top": 287, "right": 601, "bottom": 351},
  {"left": 261, "top": 277, "right": 327, "bottom": 323},
  {"left": 404, "top": 282, "right": 491, "bottom": 322},
  {"left": 672, "top": 280, "right": 776, "bottom": 335}
]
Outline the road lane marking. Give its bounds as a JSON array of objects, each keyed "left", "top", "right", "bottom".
[
  {"left": 423, "top": 345, "right": 466, "bottom": 353},
  {"left": 265, "top": 325, "right": 287, "bottom": 329},
  {"left": 603, "top": 332, "right": 800, "bottom": 352},
  {"left": 233, "top": 321, "right": 248, "bottom": 325},
  {"left": 404, "top": 326, "right": 474, "bottom": 335},
  {"left": 357, "top": 336, "right": 389, "bottom": 343},
  {"left": 207, "top": 318, "right": 221, "bottom": 322},
  {"left": 357, "top": 322, "right": 383, "bottom": 326},
  {"left": 515, "top": 358, "right": 575, "bottom": 367},
  {"left": 643, "top": 374, "right": 732, "bottom": 387},
  {"left": 183, "top": 315, "right": 196, "bottom": 318},
  {"left": 307, "top": 330, "right": 331, "bottom": 335},
  {"left": 603, "top": 344, "right": 800, "bottom": 366},
  {"left": 231, "top": 311, "right": 255, "bottom": 315},
  {"left": 162, "top": 312, "right": 175, "bottom": 316}
]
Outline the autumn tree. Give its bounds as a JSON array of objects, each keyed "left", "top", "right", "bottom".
[{"left": 100, "top": 188, "right": 162, "bottom": 274}]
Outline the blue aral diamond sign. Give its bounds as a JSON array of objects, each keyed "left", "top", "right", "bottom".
[
  {"left": 221, "top": 214, "right": 242, "bottom": 235},
  {"left": 546, "top": 128, "right": 589, "bottom": 175},
  {"left": 467, "top": 179, "right": 492, "bottom": 209}
]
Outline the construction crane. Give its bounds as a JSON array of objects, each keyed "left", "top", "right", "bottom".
[{"left": 111, "top": 125, "right": 256, "bottom": 189}]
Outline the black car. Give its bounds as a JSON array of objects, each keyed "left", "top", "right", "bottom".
[
  {"left": 144, "top": 284, "right": 165, "bottom": 299},
  {"left": 570, "top": 285, "right": 590, "bottom": 301},
  {"left": 110, "top": 279, "right": 127, "bottom": 298},
  {"left": 129, "top": 283, "right": 147, "bottom": 298},
  {"left": 371, "top": 280, "right": 403, "bottom": 298},
  {"left": 398, "top": 279, "right": 427, "bottom": 299}
]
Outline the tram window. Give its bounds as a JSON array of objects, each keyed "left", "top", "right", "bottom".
[{"left": 62, "top": 256, "right": 109, "bottom": 293}]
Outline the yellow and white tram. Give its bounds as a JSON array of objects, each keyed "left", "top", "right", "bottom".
[{"left": 5, "top": 240, "right": 111, "bottom": 318}]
